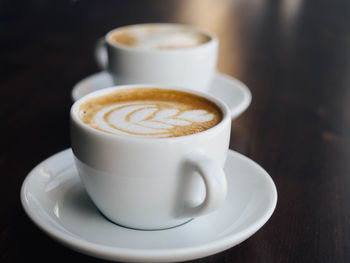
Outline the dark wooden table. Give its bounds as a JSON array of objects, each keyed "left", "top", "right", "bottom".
[{"left": 1, "top": 0, "right": 350, "bottom": 262}]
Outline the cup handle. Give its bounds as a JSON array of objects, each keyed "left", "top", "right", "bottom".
[
  {"left": 183, "top": 151, "right": 227, "bottom": 218},
  {"left": 94, "top": 37, "right": 108, "bottom": 70}
]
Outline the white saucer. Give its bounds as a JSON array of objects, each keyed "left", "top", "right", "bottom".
[
  {"left": 21, "top": 149, "right": 277, "bottom": 262},
  {"left": 71, "top": 72, "right": 252, "bottom": 119}
]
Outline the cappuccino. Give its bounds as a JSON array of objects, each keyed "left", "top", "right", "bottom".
[
  {"left": 71, "top": 85, "right": 230, "bottom": 230},
  {"left": 78, "top": 88, "right": 222, "bottom": 138},
  {"left": 108, "top": 24, "right": 211, "bottom": 50}
]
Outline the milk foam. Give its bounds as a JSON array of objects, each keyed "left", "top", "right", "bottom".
[
  {"left": 93, "top": 102, "right": 215, "bottom": 137},
  {"left": 78, "top": 88, "right": 222, "bottom": 138},
  {"left": 112, "top": 25, "right": 210, "bottom": 50}
]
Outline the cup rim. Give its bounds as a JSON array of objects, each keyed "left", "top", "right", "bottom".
[
  {"left": 104, "top": 23, "right": 218, "bottom": 53},
  {"left": 70, "top": 84, "right": 230, "bottom": 142}
]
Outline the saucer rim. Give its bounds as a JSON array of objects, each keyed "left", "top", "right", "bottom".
[
  {"left": 21, "top": 149, "right": 277, "bottom": 262},
  {"left": 71, "top": 71, "right": 252, "bottom": 120},
  {"left": 215, "top": 71, "right": 252, "bottom": 119}
]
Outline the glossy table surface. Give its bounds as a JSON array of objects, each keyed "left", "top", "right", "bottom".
[{"left": 1, "top": 0, "right": 350, "bottom": 262}]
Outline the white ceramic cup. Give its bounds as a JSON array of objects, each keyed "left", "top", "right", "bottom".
[
  {"left": 70, "top": 85, "right": 230, "bottom": 230},
  {"left": 95, "top": 23, "right": 218, "bottom": 92}
]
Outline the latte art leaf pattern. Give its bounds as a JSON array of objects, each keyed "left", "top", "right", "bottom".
[
  {"left": 79, "top": 88, "right": 223, "bottom": 138},
  {"left": 95, "top": 103, "right": 215, "bottom": 137}
]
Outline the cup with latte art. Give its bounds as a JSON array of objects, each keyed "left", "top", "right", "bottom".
[
  {"left": 95, "top": 23, "right": 218, "bottom": 92},
  {"left": 70, "top": 85, "right": 230, "bottom": 230}
]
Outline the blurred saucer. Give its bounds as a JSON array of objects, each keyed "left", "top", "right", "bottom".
[
  {"left": 71, "top": 71, "right": 252, "bottom": 119},
  {"left": 21, "top": 149, "right": 276, "bottom": 262}
]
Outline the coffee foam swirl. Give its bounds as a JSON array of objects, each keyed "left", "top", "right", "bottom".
[
  {"left": 110, "top": 25, "right": 211, "bottom": 50},
  {"left": 79, "top": 88, "right": 222, "bottom": 138}
]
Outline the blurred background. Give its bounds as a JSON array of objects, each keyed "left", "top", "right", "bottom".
[{"left": 1, "top": 0, "right": 350, "bottom": 262}]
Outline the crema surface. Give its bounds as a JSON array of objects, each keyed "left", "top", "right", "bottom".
[
  {"left": 109, "top": 24, "right": 211, "bottom": 50},
  {"left": 78, "top": 88, "right": 222, "bottom": 138}
]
